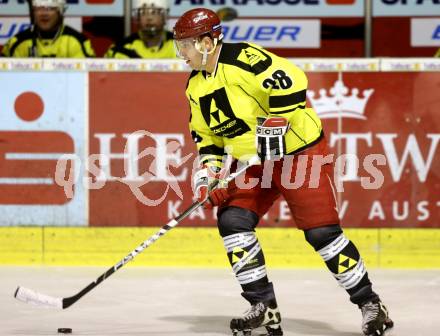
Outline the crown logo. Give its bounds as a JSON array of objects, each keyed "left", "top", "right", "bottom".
[{"left": 307, "top": 79, "right": 374, "bottom": 120}]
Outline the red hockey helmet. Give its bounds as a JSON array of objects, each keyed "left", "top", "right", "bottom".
[{"left": 173, "top": 8, "right": 223, "bottom": 41}]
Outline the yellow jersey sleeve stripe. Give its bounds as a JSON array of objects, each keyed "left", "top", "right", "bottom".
[
  {"left": 200, "top": 156, "right": 224, "bottom": 166},
  {"left": 200, "top": 153, "right": 224, "bottom": 169},
  {"left": 199, "top": 144, "right": 225, "bottom": 156}
]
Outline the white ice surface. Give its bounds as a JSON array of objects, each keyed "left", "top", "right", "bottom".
[{"left": 1, "top": 267, "right": 439, "bottom": 336}]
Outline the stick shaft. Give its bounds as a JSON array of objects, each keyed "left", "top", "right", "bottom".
[
  {"left": 61, "top": 156, "right": 258, "bottom": 308},
  {"left": 62, "top": 201, "right": 200, "bottom": 308}
]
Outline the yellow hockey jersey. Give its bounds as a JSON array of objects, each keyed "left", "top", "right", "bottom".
[
  {"left": 186, "top": 42, "right": 322, "bottom": 168},
  {"left": 1, "top": 25, "right": 95, "bottom": 58},
  {"left": 105, "top": 31, "right": 176, "bottom": 59}
]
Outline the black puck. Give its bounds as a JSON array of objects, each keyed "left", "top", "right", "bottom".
[{"left": 57, "top": 328, "right": 72, "bottom": 334}]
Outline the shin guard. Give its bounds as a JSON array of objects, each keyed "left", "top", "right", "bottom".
[
  {"left": 223, "top": 232, "right": 267, "bottom": 286},
  {"left": 318, "top": 234, "right": 367, "bottom": 290}
]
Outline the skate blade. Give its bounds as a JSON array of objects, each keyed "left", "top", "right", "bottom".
[
  {"left": 382, "top": 320, "right": 394, "bottom": 336},
  {"left": 385, "top": 319, "right": 394, "bottom": 329},
  {"left": 368, "top": 319, "right": 394, "bottom": 336}
]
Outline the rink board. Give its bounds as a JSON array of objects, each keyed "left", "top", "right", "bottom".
[{"left": 1, "top": 227, "right": 439, "bottom": 268}]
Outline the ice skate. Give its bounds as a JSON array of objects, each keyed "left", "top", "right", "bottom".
[
  {"left": 360, "top": 298, "right": 394, "bottom": 336},
  {"left": 230, "top": 299, "right": 282, "bottom": 335}
]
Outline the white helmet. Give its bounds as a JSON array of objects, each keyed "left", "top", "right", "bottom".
[
  {"left": 132, "top": 0, "right": 169, "bottom": 12},
  {"left": 32, "top": 0, "right": 66, "bottom": 13}
]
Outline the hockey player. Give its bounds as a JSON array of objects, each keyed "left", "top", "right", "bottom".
[
  {"left": 105, "top": 0, "right": 176, "bottom": 59},
  {"left": 1, "top": 0, "right": 95, "bottom": 58},
  {"left": 173, "top": 8, "right": 394, "bottom": 336}
]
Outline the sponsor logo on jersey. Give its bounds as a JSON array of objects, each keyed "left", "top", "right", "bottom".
[{"left": 199, "top": 88, "right": 251, "bottom": 138}]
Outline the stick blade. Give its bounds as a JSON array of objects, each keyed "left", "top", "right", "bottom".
[{"left": 14, "top": 286, "right": 63, "bottom": 309}]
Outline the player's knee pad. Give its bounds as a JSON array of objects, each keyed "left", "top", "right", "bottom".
[
  {"left": 223, "top": 231, "right": 267, "bottom": 286},
  {"left": 304, "top": 224, "right": 343, "bottom": 251},
  {"left": 307, "top": 226, "right": 367, "bottom": 291},
  {"left": 217, "top": 206, "right": 259, "bottom": 237}
]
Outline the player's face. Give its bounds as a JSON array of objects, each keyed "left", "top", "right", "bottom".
[
  {"left": 175, "top": 36, "right": 215, "bottom": 71},
  {"left": 175, "top": 38, "right": 203, "bottom": 70},
  {"left": 138, "top": 7, "right": 165, "bottom": 36},
  {"left": 33, "top": 6, "right": 62, "bottom": 32}
]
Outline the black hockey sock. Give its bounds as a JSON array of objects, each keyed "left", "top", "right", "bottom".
[
  {"left": 241, "top": 280, "right": 276, "bottom": 305},
  {"left": 348, "top": 282, "right": 379, "bottom": 305}
]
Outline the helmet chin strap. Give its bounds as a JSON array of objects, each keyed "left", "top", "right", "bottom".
[
  {"left": 202, "top": 48, "right": 208, "bottom": 67},
  {"left": 196, "top": 38, "right": 218, "bottom": 70}
]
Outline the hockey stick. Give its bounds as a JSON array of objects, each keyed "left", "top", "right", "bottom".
[{"left": 14, "top": 155, "right": 260, "bottom": 309}]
